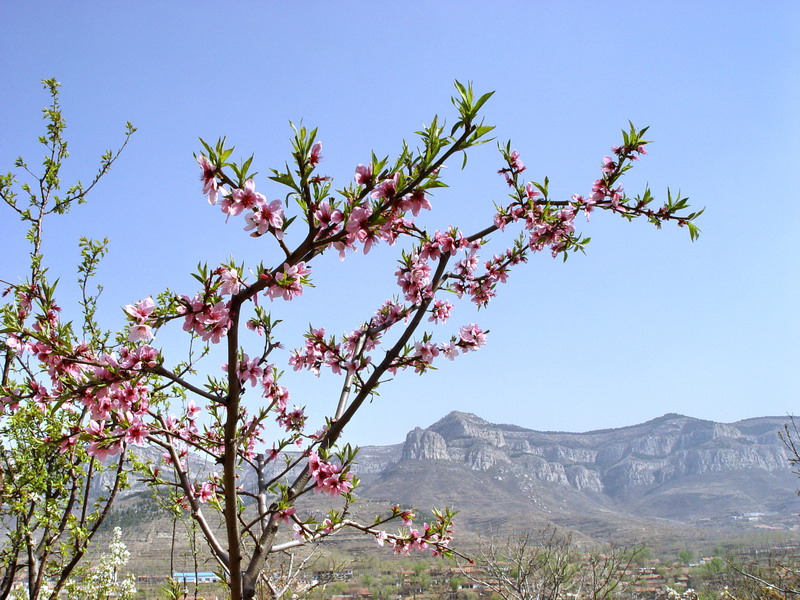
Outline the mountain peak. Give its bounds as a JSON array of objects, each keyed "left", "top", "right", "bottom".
[{"left": 429, "top": 411, "right": 488, "bottom": 428}]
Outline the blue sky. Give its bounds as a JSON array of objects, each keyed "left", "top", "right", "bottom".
[{"left": 1, "top": 2, "right": 798, "bottom": 446}]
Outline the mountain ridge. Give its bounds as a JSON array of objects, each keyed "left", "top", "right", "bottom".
[{"left": 350, "top": 411, "right": 799, "bottom": 543}]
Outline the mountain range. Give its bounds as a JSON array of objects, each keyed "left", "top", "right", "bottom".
[{"left": 343, "top": 412, "right": 800, "bottom": 545}]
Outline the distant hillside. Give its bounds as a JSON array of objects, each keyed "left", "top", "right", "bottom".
[{"left": 99, "top": 412, "right": 800, "bottom": 574}]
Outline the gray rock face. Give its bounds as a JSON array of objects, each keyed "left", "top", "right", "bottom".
[
  {"left": 402, "top": 427, "right": 450, "bottom": 460},
  {"left": 429, "top": 412, "right": 507, "bottom": 447},
  {"left": 565, "top": 464, "right": 604, "bottom": 492},
  {"left": 465, "top": 443, "right": 510, "bottom": 471}
]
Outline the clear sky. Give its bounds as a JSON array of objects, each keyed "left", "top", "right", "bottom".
[{"left": 1, "top": 2, "right": 798, "bottom": 446}]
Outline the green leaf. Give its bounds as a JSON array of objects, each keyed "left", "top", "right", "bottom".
[
  {"left": 687, "top": 221, "right": 701, "bottom": 241},
  {"left": 473, "top": 90, "right": 495, "bottom": 113}
]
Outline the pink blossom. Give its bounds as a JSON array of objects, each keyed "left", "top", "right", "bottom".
[
  {"left": 238, "top": 354, "right": 263, "bottom": 387},
  {"left": 221, "top": 179, "right": 265, "bottom": 217},
  {"left": 399, "top": 190, "right": 432, "bottom": 216},
  {"left": 510, "top": 150, "right": 525, "bottom": 172},
  {"left": 277, "top": 405, "right": 305, "bottom": 432},
  {"left": 345, "top": 205, "right": 372, "bottom": 236},
  {"left": 319, "top": 518, "right": 335, "bottom": 534},
  {"left": 309, "top": 141, "right": 323, "bottom": 166},
  {"left": 86, "top": 419, "right": 105, "bottom": 437},
  {"left": 458, "top": 324, "right": 487, "bottom": 351},
  {"left": 244, "top": 199, "right": 284, "bottom": 237},
  {"left": 395, "top": 254, "right": 431, "bottom": 303},
  {"left": 29, "top": 381, "right": 49, "bottom": 411},
  {"left": 342, "top": 328, "right": 365, "bottom": 355},
  {"left": 433, "top": 229, "right": 464, "bottom": 255},
  {"left": 573, "top": 193, "right": 595, "bottom": 221},
  {"left": 414, "top": 342, "right": 440, "bottom": 364},
  {"left": 372, "top": 173, "right": 399, "bottom": 199},
  {"left": 485, "top": 255, "right": 510, "bottom": 285},
  {"left": 6, "top": 335, "right": 21, "bottom": 351},
  {"left": 119, "top": 345, "right": 158, "bottom": 370},
  {"left": 277, "top": 507, "right": 296, "bottom": 524},
  {"left": 1, "top": 391, "right": 21, "bottom": 413},
  {"left": 197, "top": 155, "right": 219, "bottom": 205},
  {"left": 273, "top": 386, "right": 290, "bottom": 413},
  {"left": 288, "top": 350, "right": 307, "bottom": 373},
  {"left": 354, "top": 163, "right": 373, "bottom": 185},
  {"left": 185, "top": 400, "right": 201, "bottom": 421},
  {"left": 124, "top": 297, "right": 155, "bottom": 321},
  {"left": 197, "top": 301, "right": 231, "bottom": 343},
  {"left": 601, "top": 155, "right": 615, "bottom": 174},
  {"left": 313, "top": 201, "right": 343, "bottom": 230},
  {"left": 87, "top": 440, "right": 121, "bottom": 461},
  {"left": 264, "top": 262, "right": 311, "bottom": 301},
  {"left": 59, "top": 434, "right": 78, "bottom": 452},
  {"left": 292, "top": 523, "right": 309, "bottom": 541},
  {"left": 332, "top": 238, "right": 356, "bottom": 260},
  {"left": 373, "top": 299, "right": 406, "bottom": 328},
  {"left": 399, "top": 509, "right": 415, "bottom": 527},
  {"left": 194, "top": 481, "right": 217, "bottom": 503},
  {"left": 123, "top": 418, "right": 149, "bottom": 446},
  {"left": 311, "top": 425, "right": 329, "bottom": 440},
  {"left": 128, "top": 323, "right": 153, "bottom": 343},
  {"left": 164, "top": 415, "right": 179, "bottom": 431},
  {"left": 374, "top": 214, "right": 408, "bottom": 247},
  {"left": 246, "top": 319, "right": 265, "bottom": 336},
  {"left": 308, "top": 451, "right": 354, "bottom": 497},
  {"left": 493, "top": 211, "right": 509, "bottom": 231},
  {"left": 178, "top": 293, "right": 206, "bottom": 334},
  {"left": 84, "top": 392, "right": 110, "bottom": 421},
  {"left": 441, "top": 342, "right": 459, "bottom": 361},
  {"left": 428, "top": 299, "right": 453, "bottom": 324},
  {"left": 591, "top": 178, "right": 607, "bottom": 203},
  {"left": 217, "top": 267, "right": 241, "bottom": 295}
]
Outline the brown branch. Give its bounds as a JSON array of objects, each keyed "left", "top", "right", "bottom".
[
  {"left": 150, "top": 365, "right": 223, "bottom": 404},
  {"left": 158, "top": 436, "right": 230, "bottom": 571},
  {"left": 729, "top": 563, "right": 800, "bottom": 596}
]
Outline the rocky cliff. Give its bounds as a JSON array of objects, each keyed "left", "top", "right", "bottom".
[{"left": 400, "top": 412, "right": 790, "bottom": 498}]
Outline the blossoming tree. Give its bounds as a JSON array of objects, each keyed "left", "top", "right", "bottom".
[
  {"left": 0, "top": 80, "right": 701, "bottom": 600},
  {"left": 0, "top": 79, "right": 135, "bottom": 600}
]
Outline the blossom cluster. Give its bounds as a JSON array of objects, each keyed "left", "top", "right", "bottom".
[
  {"left": 307, "top": 451, "right": 354, "bottom": 497},
  {"left": 288, "top": 328, "right": 345, "bottom": 376},
  {"left": 199, "top": 155, "right": 285, "bottom": 240},
  {"left": 399, "top": 323, "right": 487, "bottom": 374},
  {"left": 373, "top": 505, "right": 456, "bottom": 557},
  {"left": 179, "top": 293, "right": 232, "bottom": 343},
  {"left": 123, "top": 297, "right": 155, "bottom": 342},
  {"left": 260, "top": 262, "right": 311, "bottom": 301},
  {"left": 395, "top": 229, "right": 480, "bottom": 304},
  {"left": 2, "top": 307, "right": 157, "bottom": 460}
]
